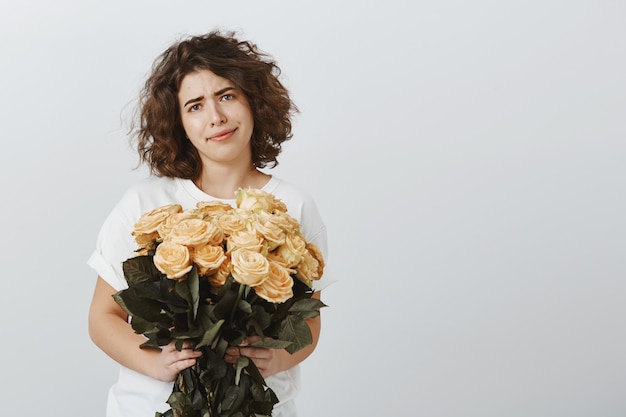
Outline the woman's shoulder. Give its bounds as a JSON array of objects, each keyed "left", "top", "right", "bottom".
[
  {"left": 112, "top": 176, "right": 185, "bottom": 218},
  {"left": 124, "top": 175, "right": 178, "bottom": 195},
  {"left": 265, "top": 176, "right": 317, "bottom": 206},
  {"left": 266, "top": 176, "right": 324, "bottom": 227}
]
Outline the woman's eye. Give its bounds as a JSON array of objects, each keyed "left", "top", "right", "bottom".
[
  {"left": 189, "top": 104, "right": 201, "bottom": 112},
  {"left": 220, "top": 94, "right": 234, "bottom": 102}
]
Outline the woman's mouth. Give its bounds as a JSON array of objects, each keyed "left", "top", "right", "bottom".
[{"left": 209, "top": 129, "right": 236, "bottom": 142}]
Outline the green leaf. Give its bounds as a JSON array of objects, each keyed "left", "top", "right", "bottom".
[
  {"left": 234, "top": 356, "right": 249, "bottom": 385},
  {"left": 238, "top": 299, "right": 252, "bottom": 314},
  {"left": 244, "top": 361, "right": 268, "bottom": 392},
  {"left": 249, "top": 339, "right": 293, "bottom": 349},
  {"left": 114, "top": 288, "right": 171, "bottom": 324},
  {"left": 213, "top": 280, "right": 240, "bottom": 320},
  {"left": 289, "top": 298, "right": 327, "bottom": 313},
  {"left": 291, "top": 276, "right": 314, "bottom": 298},
  {"left": 166, "top": 392, "right": 187, "bottom": 413},
  {"left": 288, "top": 298, "right": 326, "bottom": 319},
  {"left": 214, "top": 336, "right": 229, "bottom": 357},
  {"left": 174, "top": 266, "right": 200, "bottom": 320},
  {"left": 246, "top": 305, "right": 272, "bottom": 335},
  {"left": 249, "top": 380, "right": 278, "bottom": 415},
  {"left": 197, "top": 305, "right": 215, "bottom": 329},
  {"left": 128, "top": 315, "right": 159, "bottom": 334},
  {"left": 171, "top": 325, "right": 204, "bottom": 340},
  {"left": 122, "top": 255, "right": 162, "bottom": 286},
  {"left": 292, "top": 310, "right": 321, "bottom": 320},
  {"left": 112, "top": 292, "right": 131, "bottom": 316},
  {"left": 195, "top": 319, "right": 225, "bottom": 349},
  {"left": 277, "top": 315, "right": 312, "bottom": 354},
  {"left": 139, "top": 338, "right": 161, "bottom": 349},
  {"left": 221, "top": 384, "right": 244, "bottom": 412},
  {"left": 175, "top": 339, "right": 185, "bottom": 351},
  {"left": 140, "top": 327, "right": 172, "bottom": 348}
]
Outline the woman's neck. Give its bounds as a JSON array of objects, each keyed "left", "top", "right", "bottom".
[{"left": 194, "top": 163, "right": 270, "bottom": 199}]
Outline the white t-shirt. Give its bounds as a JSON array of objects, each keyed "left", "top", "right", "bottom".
[{"left": 88, "top": 175, "right": 332, "bottom": 417}]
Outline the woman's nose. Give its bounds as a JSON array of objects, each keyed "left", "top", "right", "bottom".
[{"left": 208, "top": 104, "right": 226, "bottom": 126}]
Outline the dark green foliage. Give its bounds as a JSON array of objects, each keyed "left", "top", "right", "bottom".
[{"left": 116, "top": 255, "right": 325, "bottom": 417}]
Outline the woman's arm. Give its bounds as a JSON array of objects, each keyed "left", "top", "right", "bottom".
[{"left": 88, "top": 276, "right": 202, "bottom": 382}]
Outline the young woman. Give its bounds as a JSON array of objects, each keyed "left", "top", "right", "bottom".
[{"left": 88, "top": 30, "right": 331, "bottom": 417}]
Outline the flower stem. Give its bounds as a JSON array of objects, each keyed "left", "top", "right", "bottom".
[{"left": 229, "top": 283, "right": 246, "bottom": 324}]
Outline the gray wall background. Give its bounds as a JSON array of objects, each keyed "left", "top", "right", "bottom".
[{"left": 1, "top": 1, "right": 624, "bottom": 416}]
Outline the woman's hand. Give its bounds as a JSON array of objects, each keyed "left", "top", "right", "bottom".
[
  {"left": 153, "top": 340, "right": 203, "bottom": 382},
  {"left": 224, "top": 336, "right": 284, "bottom": 379},
  {"left": 222, "top": 292, "right": 323, "bottom": 379}
]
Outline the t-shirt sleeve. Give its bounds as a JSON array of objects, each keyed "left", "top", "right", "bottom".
[
  {"left": 297, "top": 193, "right": 336, "bottom": 293},
  {"left": 87, "top": 201, "right": 138, "bottom": 291}
]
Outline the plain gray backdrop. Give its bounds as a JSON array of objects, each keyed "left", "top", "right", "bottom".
[{"left": 1, "top": 0, "right": 624, "bottom": 416}]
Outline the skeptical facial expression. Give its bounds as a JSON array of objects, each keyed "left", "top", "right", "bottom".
[{"left": 178, "top": 70, "right": 255, "bottom": 167}]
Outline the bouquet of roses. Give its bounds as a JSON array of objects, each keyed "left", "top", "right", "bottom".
[{"left": 113, "top": 188, "right": 326, "bottom": 417}]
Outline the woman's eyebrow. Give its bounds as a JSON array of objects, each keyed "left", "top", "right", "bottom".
[
  {"left": 214, "top": 86, "right": 235, "bottom": 96},
  {"left": 183, "top": 96, "right": 204, "bottom": 107},
  {"left": 183, "top": 87, "right": 236, "bottom": 107}
]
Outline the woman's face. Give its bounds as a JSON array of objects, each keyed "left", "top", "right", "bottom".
[{"left": 178, "top": 70, "right": 254, "bottom": 168}]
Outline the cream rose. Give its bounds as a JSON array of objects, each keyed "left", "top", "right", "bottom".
[
  {"left": 252, "top": 216, "right": 286, "bottom": 252},
  {"left": 266, "top": 252, "right": 294, "bottom": 271},
  {"left": 226, "top": 230, "right": 263, "bottom": 253},
  {"left": 234, "top": 208, "right": 255, "bottom": 223},
  {"left": 166, "top": 218, "right": 222, "bottom": 247},
  {"left": 133, "top": 204, "right": 183, "bottom": 234},
  {"left": 208, "top": 257, "right": 231, "bottom": 291},
  {"left": 272, "top": 198, "right": 288, "bottom": 213},
  {"left": 133, "top": 232, "right": 159, "bottom": 249},
  {"left": 132, "top": 204, "right": 183, "bottom": 247},
  {"left": 295, "top": 249, "right": 320, "bottom": 288},
  {"left": 306, "top": 242, "right": 325, "bottom": 278},
  {"left": 153, "top": 241, "right": 193, "bottom": 280},
  {"left": 236, "top": 188, "right": 288, "bottom": 213},
  {"left": 195, "top": 201, "right": 234, "bottom": 220},
  {"left": 236, "top": 188, "right": 276, "bottom": 212},
  {"left": 157, "top": 211, "right": 203, "bottom": 240},
  {"left": 217, "top": 212, "right": 247, "bottom": 236},
  {"left": 264, "top": 210, "right": 300, "bottom": 235},
  {"left": 192, "top": 245, "right": 226, "bottom": 276},
  {"left": 254, "top": 262, "right": 294, "bottom": 303},
  {"left": 274, "top": 234, "right": 307, "bottom": 268},
  {"left": 230, "top": 248, "right": 270, "bottom": 287}
]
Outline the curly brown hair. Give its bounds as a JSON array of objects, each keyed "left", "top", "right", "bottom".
[{"left": 133, "top": 30, "right": 298, "bottom": 179}]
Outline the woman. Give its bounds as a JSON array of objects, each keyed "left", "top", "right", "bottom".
[{"left": 88, "top": 30, "right": 331, "bottom": 417}]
